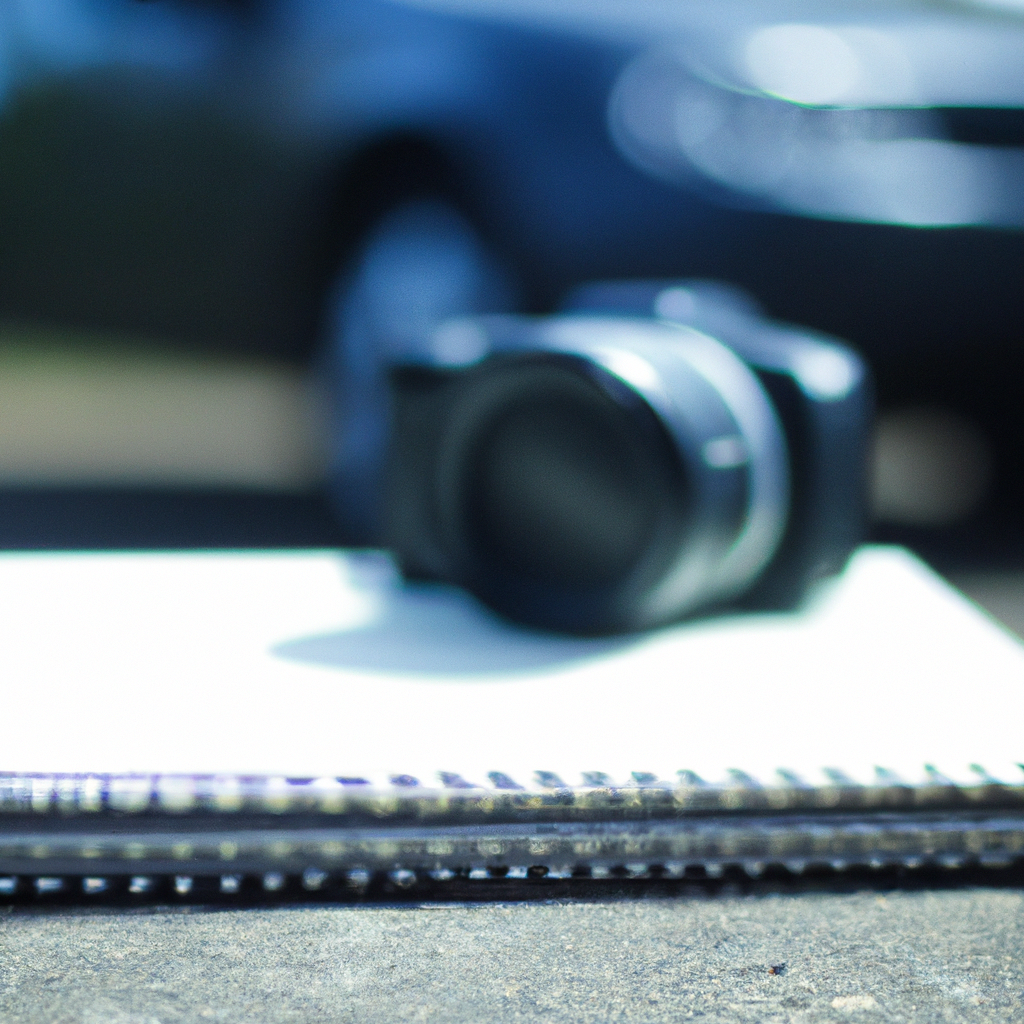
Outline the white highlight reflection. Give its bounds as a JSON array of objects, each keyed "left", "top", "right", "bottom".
[
  {"left": 742, "top": 25, "right": 916, "bottom": 107},
  {"left": 791, "top": 347, "right": 860, "bottom": 402},
  {"left": 610, "top": 51, "right": 1024, "bottom": 226},
  {"left": 744, "top": 25, "right": 862, "bottom": 106}
]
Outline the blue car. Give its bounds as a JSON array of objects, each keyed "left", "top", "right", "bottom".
[
  {"left": 3, "top": 0, "right": 1024, "bottom": 351},
  {"left": 1, "top": 0, "right": 1023, "bottom": 567}
]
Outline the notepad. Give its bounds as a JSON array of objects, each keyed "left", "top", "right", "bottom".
[
  {"left": 0, "top": 544, "right": 1020, "bottom": 788},
  {"left": 1, "top": 545, "right": 1022, "bottom": 883}
]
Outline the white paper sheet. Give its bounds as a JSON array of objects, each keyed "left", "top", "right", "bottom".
[{"left": 0, "top": 546, "right": 1020, "bottom": 791}]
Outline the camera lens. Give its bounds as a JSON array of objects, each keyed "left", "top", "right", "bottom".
[
  {"left": 435, "top": 356, "right": 691, "bottom": 631},
  {"left": 427, "top": 318, "right": 789, "bottom": 633},
  {"left": 468, "top": 388, "right": 668, "bottom": 589}
]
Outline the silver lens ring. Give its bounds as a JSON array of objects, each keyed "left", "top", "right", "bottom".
[
  {"left": 653, "top": 322, "right": 790, "bottom": 601},
  {"left": 534, "top": 317, "right": 790, "bottom": 613}
]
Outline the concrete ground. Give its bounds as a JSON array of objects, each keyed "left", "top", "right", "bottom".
[{"left": 0, "top": 887, "right": 1022, "bottom": 1023}]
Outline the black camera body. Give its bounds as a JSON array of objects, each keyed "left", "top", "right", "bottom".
[
  {"left": 383, "top": 290, "right": 869, "bottom": 634},
  {"left": 326, "top": 207, "right": 871, "bottom": 634}
]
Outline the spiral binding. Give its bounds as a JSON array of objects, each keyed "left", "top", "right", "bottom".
[
  {"left": 2, "top": 765, "right": 1022, "bottom": 817},
  {"left": 1, "top": 768, "right": 1021, "bottom": 897}
]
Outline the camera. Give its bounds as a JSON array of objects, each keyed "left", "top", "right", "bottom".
[{"left": 326, "top": 204, "right": 871, "bottom": 634}]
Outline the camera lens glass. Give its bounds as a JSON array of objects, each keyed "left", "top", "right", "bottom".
[{"left": 464, "top": 373, "right": 678, "bottom": 590}]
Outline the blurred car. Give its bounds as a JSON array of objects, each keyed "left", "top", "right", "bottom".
[{"left": 2, "top": 0, "right": 1024, "bottom": 559}]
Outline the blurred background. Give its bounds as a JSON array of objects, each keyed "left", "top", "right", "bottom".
[{"left": 1, "top": 0, "right": 1023, "bottom": 630}]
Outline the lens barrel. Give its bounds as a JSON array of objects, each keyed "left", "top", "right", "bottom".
[{"left": 429, "top": 317, "right": 789, "bottom": 633}]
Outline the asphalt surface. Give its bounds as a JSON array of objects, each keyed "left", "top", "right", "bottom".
[{"left": 1, "top": 887, "right": 1022, "bottom": 1022}]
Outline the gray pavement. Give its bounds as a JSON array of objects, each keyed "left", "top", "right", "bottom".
[{"left": 1, "top": 888, "right": 1022, "bottom": 1022}]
